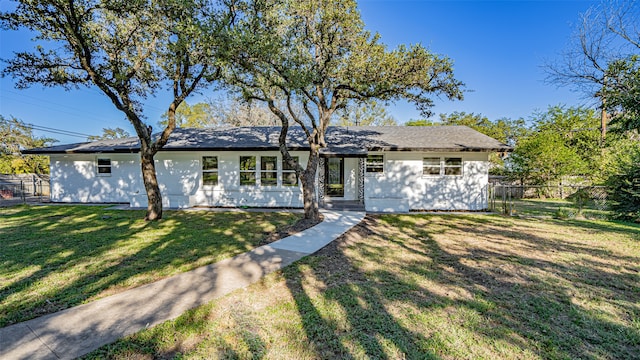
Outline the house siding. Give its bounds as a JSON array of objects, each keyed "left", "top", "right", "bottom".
[
  {"left": 50, "top": 154, "right": 142, "bottom": 203},
  {"left": 51, "top": 151, "right": 307, "bottom": 208},
  {"left": 364, "top": 152, "right": 489, "bottom": 212},
  {"left": 49, "top": 150, "right": 490, "bottom": 212}
]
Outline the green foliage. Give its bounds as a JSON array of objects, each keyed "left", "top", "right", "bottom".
[
  {"left": 0, "top": 116, "right": 56, "bottom": 174},
  {"left": 222, "top": 0, "right": 464, "bottom": 219},
  {"left": 1, "top": 0, "right": 231, "bottom": 219},
  {"left": 405, "top": 119, "right": 437, "bottom": 126},
  {"left": 336, "top": 100, "right": 397, "bottom": 126},
  {"left": 87, "top": 127, "right": 131, "bottom": 141},
  {"left": 607, "top": 147, "right": 640, "bottom": 222},
  {"left": 510, "top": 131, "right": 586, "bottom": 185},
  {"left": 159, "top": 102, "right": 218, "bottom": 128},
  {"left": 439, "top": 112, "right": 527, "bottom": 146},
  {"left": 604, "top": 55, "right": 640, "bottom": 133},
  {"left": 508, "top": 105, "right": 603, "bottom": 184}
]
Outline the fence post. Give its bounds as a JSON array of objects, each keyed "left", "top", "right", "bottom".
[
  {"left": 509, "top": 184, "right": 513, "bottom": 216},
  {"left": 20, "top": 181, "right": 26, "bottom": 203}
]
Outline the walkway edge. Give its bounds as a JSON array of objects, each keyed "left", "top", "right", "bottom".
[{"left": 0, "top": 210, "right": 365, "bottom": 360}]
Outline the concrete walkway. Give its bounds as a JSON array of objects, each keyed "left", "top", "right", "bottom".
[{"left": 0, "top": 210, "right": 365, "bottom": 360}]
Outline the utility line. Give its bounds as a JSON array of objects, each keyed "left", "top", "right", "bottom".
[
  {"left": 3, "top": 92, "right": 124, "bottom": 126},
  {"left": 0, "top": 118, "right": 94, "bottom": 139}
]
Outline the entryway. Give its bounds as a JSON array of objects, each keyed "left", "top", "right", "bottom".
[
  {"left": 324, "top": 157, "right": 345, "bottom": 197},
  {"left": 319, "top": 156, "right": 365, "bottom": 211}
]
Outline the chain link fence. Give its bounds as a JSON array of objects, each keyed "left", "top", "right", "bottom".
[
  {"left": 489, "top": 184, "right": 610, "bottom": 219},
  {"left": 0, "top": 174, "right": 50, "bottom": 206}
]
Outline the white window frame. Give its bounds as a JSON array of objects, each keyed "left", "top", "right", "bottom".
[
  {"left": 260, "top": 156, "right": 278, "bottom": 186},
  {"left": 422, "top": 157, "right": 441, "bottom": 176},
  {"left": 97, "top": 158, "right": 112, "bottom": 176},
  {"left": 443, "top": 157, "right": 463, "bottom": 176},
  {"left": 202, "top": 156, "right": 219, "bottom": 186},
  {"left": 366, "top": 154, "right": 384, "bottom": 174},
  {"left": 423, "top": 157, "right": 463, "bottom": 177},
  {"left": 282, "top": 156, "right": 299, "bottom": 187},
  {"left": 239, "top": 156, "right": 257, "bottom": 186}
]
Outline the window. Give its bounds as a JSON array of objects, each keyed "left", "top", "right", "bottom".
[
  {"left": 444, "top": 157, "right": 462, "bottom": 176},
  {"left": 260, "top": 156, "right": 278, "bottom": 186},
  {"left": 422, "top": 157, "right": 440, "bottom": 176},
  {"left": 282, "top": 156, "right": 299, "bottom": 186},
  {"left": 97, "top": 158, "right": 111, "bottom": 175},
  {"left": 202, "top": 156, "right": 218, "bottom": 185},
  {"left": 239, "top": 156, "right": 256, "bottom": 185},
  {"left": 423, "top": 157, "right": 463, "bottom": 176},
  {"left": 366, "top": 155, "right": 384, "bottom": 173}
]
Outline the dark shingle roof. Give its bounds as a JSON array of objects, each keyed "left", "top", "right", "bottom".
[{"left": 24, "top": 126, "right": 511, "bottom": 155}]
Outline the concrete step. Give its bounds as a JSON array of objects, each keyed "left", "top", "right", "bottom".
[{"left": 321, "top": 200, "right": 365, "bottom": 211}]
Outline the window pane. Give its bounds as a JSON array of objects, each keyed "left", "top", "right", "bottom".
[
  {"left": 203, "top": 172, "right": 218, "bottom": 185},
  {"left": 240, "top": 156, "right": 256, "bottom": 170},
  {"left": 261, "top": 171, "right": 278, "bottom": 186},
  {"left": 444, "top": 167, "right": 462, "bottom": 175},
  {"left": 283, "top": 172, "right": 298, "bottom": 186},
  {"left": 423, "top": 166, "right": 440, "bottom": 175},
  {"left": 97, "top": 158, "right": 111, "bottom": 166},
  {"left": 423, "top": 157, "right": 440, "bottom": 166},
  {"left": 282, "top": 157, "right": 299, "bottom": 171},
  {"left": 366, "top": 155, "right": 384, "bottom": 173},
  {"left": 240, "top": 172, "right": 256, "bottom": 185},
  {"left": 203, "top": 156, "right": 218, "bottom": 170},
  {"left": 261, "top": 156, "right": 277, "bottom": 171},
  {"left": 444, "top": 157, "right": 462, "bottom": 176},
  {"left": 98, "top": 166, "right": 111, "bottom": 174},
  {"left": 423, "top": 157, "right": 440, "bottom": 175},
  {"left": 445, "top": 158, "right": 462, "bottom": 166}
]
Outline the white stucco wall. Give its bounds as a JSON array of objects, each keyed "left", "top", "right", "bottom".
[
  {"left": 364, "top": 152, "right": 490, "bottom": 212},
  {"left": 50, "top": 151, "right": 306, "bottom": 208},
  {"left": 50, "top": 150, "right": 490, "bottom": 211},
  {"left": 50, "top": 154, "right": 142, "bottom": 203},
  {"left": 184, "top": 151, "right": 307, "bottom": 208}
]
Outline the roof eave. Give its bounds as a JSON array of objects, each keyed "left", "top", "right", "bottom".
[{"left": 367, "top": 146, "right": 513, "bottom": 152}]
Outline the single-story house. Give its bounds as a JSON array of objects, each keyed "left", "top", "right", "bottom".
[{"left": 25, "top": 126, "right": 510, "bottom": 212}]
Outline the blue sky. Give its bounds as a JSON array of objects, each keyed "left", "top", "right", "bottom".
[{"left": 0, "top": 0, "right": 598, "bottom": 144}]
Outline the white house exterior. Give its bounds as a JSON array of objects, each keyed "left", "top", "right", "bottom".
[{"left": 27, "top": 126, "right": 510, "bottom": 212}]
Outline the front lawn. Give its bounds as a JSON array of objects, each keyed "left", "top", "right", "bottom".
[
  {"left": 0, "top": 205, "right": 302, "bottom": 327},
  {"left": 87, "top": 214, "right": 640, "bottom": 359}
]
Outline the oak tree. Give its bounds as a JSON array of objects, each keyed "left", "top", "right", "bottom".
[
  {"left": 223, "top": 0, "right": 463, "bottom": 220},
  {"left": 1, "top": 0, "right": 232, "bottom": 220}
]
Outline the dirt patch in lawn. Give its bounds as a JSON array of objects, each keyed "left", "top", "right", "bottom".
[{"left": 260, "top": 215, "right": 323, "bottom": 245}]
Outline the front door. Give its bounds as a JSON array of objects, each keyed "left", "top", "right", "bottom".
[{"left": 324, "top": 157, "right": 344, "bottom": 197}]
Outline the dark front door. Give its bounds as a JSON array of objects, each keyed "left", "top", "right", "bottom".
[{"left": 325, "top": 157, "right": 344, "bottom": 197}]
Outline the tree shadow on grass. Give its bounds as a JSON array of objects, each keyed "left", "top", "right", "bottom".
[
  {"left": 281, "top": 217, "right": 444, "bottom": 359},
  {"left": 284, "top": 214, "right": 639, "bottom": 359},
  {"left": 0, "top": 205, "right": 300, "bottom": 327}
]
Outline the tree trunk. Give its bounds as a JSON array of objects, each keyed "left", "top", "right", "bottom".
[
  {"left": 300, "top": 149, "right": 320, "bottom": 221},
  {"left": 140, "top": 147, "right": 163, "bottom": 221}
]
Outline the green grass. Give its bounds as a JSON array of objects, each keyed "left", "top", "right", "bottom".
[
  {"left": 498, "top": 198, "right": 612, "bottom": 219},
  {"left": 86, "top": 213, "right": 640, "bottom": 359},
  {"left": 0, "top": 205, "right": 302, "bottom": 327}
]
